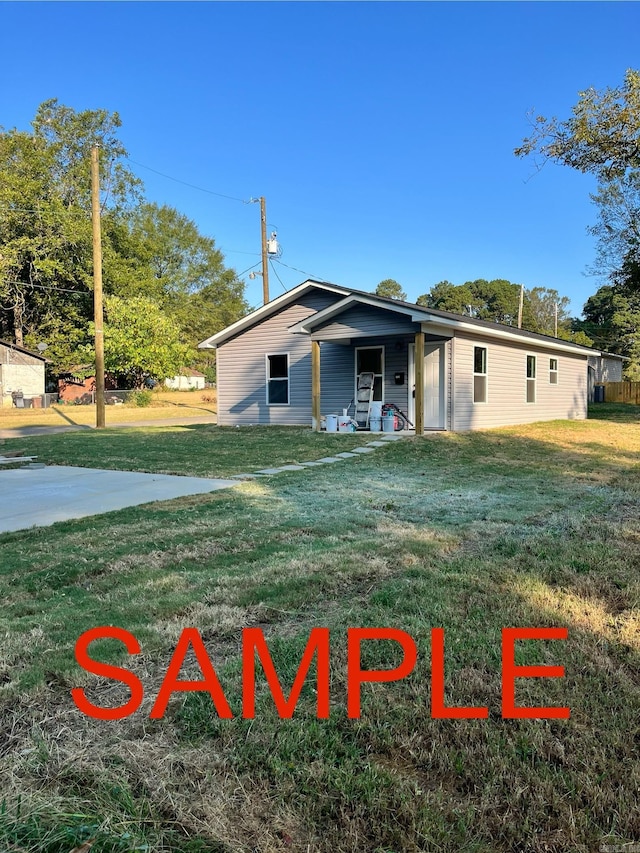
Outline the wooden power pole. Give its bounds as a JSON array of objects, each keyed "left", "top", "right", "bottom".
[
  {"left": 91, "top": 145, "right": 106, "bottom": 428},
  {"left": 260, "top": 196, "right": 269, "bottom": 305},
  {"left": 517, "top": 284, "right": 524, "bottom": 329}
]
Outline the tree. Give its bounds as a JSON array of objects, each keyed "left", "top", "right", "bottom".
[
  {"left": 417, "top": 279, "right": 521, "bottom": 323},
  {"left": 104, "top": 202, "right": 248, "bottom": 368},
  {"left": 0, "top": 101, "right": 248, "bottom": 379},
  {"left": 374, "top": 279, "right": 407, "bottom": 301},
  {"left": 525, "top": 287, "right": 571, "bottom": 336},
  {"left": 574, "top": 253, "right": 640, "bottom": 378},
  {"left": 515, "top": 69, "right": 640, "bottom": 276},
  {"left": 0, "top": 100, "right": 139, "bottom": 348},
  {"left": 86, "top": 295, "right": 189, "bottom": 388}
]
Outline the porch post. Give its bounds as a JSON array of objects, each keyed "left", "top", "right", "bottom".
[
  {"left": 311, "top": 339, "right": 321, "bottom": 432},
  {"left": 414, "top": 331, "right": 424, "bottom": 435}
]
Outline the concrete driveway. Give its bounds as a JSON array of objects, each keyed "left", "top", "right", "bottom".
[{"left": 0, "top": 465, "right": 237, "bottom": 534}]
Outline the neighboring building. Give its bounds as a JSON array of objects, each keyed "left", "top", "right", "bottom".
[
  {"left": 165, "top": 369, "right": 206, "bottom": 391},
  {"left": 587, "top": 352, "right": 630, "bottom": 402},
  {"left": 199, "top": 280, "right": 601, "bottom": 433},
  {"left": 57, "top": 370, "right": 120, "bottom": 403},
  {"left": 58, "top": 373, "right": 96, "bottom": 404},
  {"left": 0, "top": 339, "right": 47, "bottom": 408}
]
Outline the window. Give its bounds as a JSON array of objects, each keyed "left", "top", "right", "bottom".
[
  {"left": 549, "top": 357, "right": 558, "bottom": 385},
  {"left": 356, "top": 347, "right": 384, "bottom": 401},
  {"left": 266, "top": 353, "right": 289, "bottom": 405},
  {"left": 526, "top": 355, "right": 536, "bottom": 403},
  {"left": 473, "top": 346, "right": 487, "bottom": 403}
]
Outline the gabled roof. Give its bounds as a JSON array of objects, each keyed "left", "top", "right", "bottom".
[
  {"left": 198, "top": 280, "right": 351, "bottom": 349},
  {"left": 0, "top": 339, "right": 48, "bottom": 361},
  {"left": 199, "top": 279, "right": 602, "bottom": 358}
]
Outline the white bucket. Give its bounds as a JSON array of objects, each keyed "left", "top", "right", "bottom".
[
  {"left": 369, "top": 401, "right": 382, "bottom": 421},
  {"left": 369, "top": 417, "right": 382, "bottom": 432},
  {"left": 382, "top": 413, "right": 395, "bottom": 433},
  {"left": 338, "top": 417, "right": 353, "bottom": 432},
  {"left": 326, "top": 414, "right": 338, "bottom": 433}
]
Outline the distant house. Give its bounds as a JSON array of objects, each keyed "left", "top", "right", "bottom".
[
  {"left": 165, "top": 369, "right": 206, "bottom": 391},
  {"left": 0, "top": 340, "right": 47, "bottom": 408},
  {"left": 198, "top": 280, "right": 606, "bottom": 433},
  {"left": 587, "top": 352, "right": 630, "bottom": 402}
]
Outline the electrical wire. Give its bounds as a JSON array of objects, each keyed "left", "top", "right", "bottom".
[
  {"left": 0, "top": 205, "right": 88, "bottom": 218},
  {"left": 126, "top": 157, "right": 250, "bottom": 204},
  {"left": 271, "top": 258, "right": 330, "bottom": 283},
  {"left": 268, "top": 258, "right": 288, "bottom": 293},
  {"left": 236, "top": 261, "right": 263, "bottom": 278},
  {"left": 2, "top": 279, "right": 89, "bottom": 295}
]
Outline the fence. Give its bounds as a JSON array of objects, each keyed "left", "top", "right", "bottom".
[{"left": 603, "top": 381, "right": 640, "bottom": 404}]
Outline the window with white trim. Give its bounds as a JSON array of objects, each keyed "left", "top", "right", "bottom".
[
  {"left": 549, "top": 357, "right": 558, "bottom": 385},
  {"left": 266, "top": 353, "right": 289, "bottom": 405},
  {"left": 355, "top": 346, "right": 384, "bottom": 402},
  {"left": 526, "top": 355, "right": 536, "bottom": 403},
  {"left": 473, "top": 346, "right": 487, "bottom": 403}
]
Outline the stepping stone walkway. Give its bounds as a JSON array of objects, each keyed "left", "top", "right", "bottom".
[{"left": 230, "top": 434, "right": 409, "bottom": 479}]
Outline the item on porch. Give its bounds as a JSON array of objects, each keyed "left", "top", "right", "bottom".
[
  {"left": 338, "top": 416, "right": 357, "bottom": 432},
  {"left": 382, "top": 412, "right": 395, "bottom": 432},
  {"left": 354, "top": 371, "right": 376, "bottom": 428},
  {"left": 326, "top": 414, "right": 338, "bottom": 433},
  {"left": 369, "top": 416, "right": 382, "bottom": 432}
]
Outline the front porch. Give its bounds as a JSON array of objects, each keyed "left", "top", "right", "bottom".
[{"left": 309, "top": 332, "right": 449, "bottom": 435}]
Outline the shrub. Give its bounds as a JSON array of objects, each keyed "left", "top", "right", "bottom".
[{"left": 129, "top": 390, "right": 152, "bottom": 407}]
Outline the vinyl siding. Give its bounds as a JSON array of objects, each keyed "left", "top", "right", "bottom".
[
  {"left": 216, "top": 298, "right": 416, "bottom": 425},
  {"left": 311, "top": 304, "right": 418, "bottom": 340},
  {"left": 587, "top": 355, "right": 623, "bottom": 383},
  {"left": 216, "top": 291, "right": 342, "bottom": 425},
  {"left": 452, "top": 333, "right": 588, "bottom": 430}
]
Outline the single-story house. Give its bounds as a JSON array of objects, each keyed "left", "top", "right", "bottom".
[
  {"left": 587, "top": 351, "right": 629, "bottom": 402},
  {"left": 0, "top": 339, "right": 47, "bottom": 408},
  {"left": 198, "top": 280, "right": 602, "bottom": 433},
  {"left": 165, "top": 369, "right": 206, "bottom": 391}
]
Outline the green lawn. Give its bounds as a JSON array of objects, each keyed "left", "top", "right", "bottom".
[{"left": 0, "top": 410, "right": 638, "bottom": 852}]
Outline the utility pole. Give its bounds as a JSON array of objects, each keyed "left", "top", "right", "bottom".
[
  {"left": 91, "top": 145, "right": 105, "bottom": 428},
  {"left": 260, "top": 196, "right": 269, "bottom": 305},
  {"left": 554, "top": 301, "right": 558, "bottom": 337},
  {"left": 517, "top": 284, "right": 524, "bottom": 329}
]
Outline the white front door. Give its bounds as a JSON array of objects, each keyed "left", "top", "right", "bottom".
[{"left": 408, "top": 343, "right": 445, "bottom": 429}]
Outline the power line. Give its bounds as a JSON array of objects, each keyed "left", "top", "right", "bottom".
[
  {"left": 126, "top": 157, "right": 250, "bottom": 204},
  {"left": 236, "top": 261, "right": 263, "bottom": 278},
  {"left": 2, "top": 279, "right": 89, "bottom": 295},
  {"left": 271, "top": 258, "right": 330, "bottom": 283},
  {"left": 0, "top": 205, "right": 88, "bottom": 218},
  {"left": 269, "top": 258, "right": 288, "bottom": 293}
]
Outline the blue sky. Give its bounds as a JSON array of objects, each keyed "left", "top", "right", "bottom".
[{"left": 1, "top": 1, "right": 638, "bottom": 314}]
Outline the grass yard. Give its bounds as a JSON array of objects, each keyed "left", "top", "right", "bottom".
[
  {"left": 0, "top": 389, "right": 217, "bottom": 430},
  {"left": 0, "top": 405, "right": 638, "bottom": 852}
]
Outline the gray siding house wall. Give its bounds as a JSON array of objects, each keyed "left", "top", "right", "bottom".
[
  {"left": 587, "top": 354, "right": 624, "bottom": 383},
  {"left": 203, "top": 282, "right": 597, "bottom": 432},
  {"left": 452, "top": 334, "right": 587, "bottom": 431},
  {"left": 215, "top": 290, "right": 342, "bottom": 426}
]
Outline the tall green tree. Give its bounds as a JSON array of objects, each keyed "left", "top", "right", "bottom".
[
  {"left": 515, "top": 69, "right": 640, "bottom": 276},
  {"left": 574, "top": 253, "right": 640, "bottom": 378},
  {"left": 374, "top": 279, "right": 407, "bottom": 301},
  {"left": 83, "top": 295, "right": 189, "bottom": 388},
  {"left": 0, "top": 100, "right": 139, "bottom": 347},
  {"left": 1, "top": 101, "right": 248, "bottom": 382}
]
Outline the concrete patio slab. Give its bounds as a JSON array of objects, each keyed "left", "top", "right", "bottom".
[{"left": 0, "top": 465, "right": 238, "bottom": 534}]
